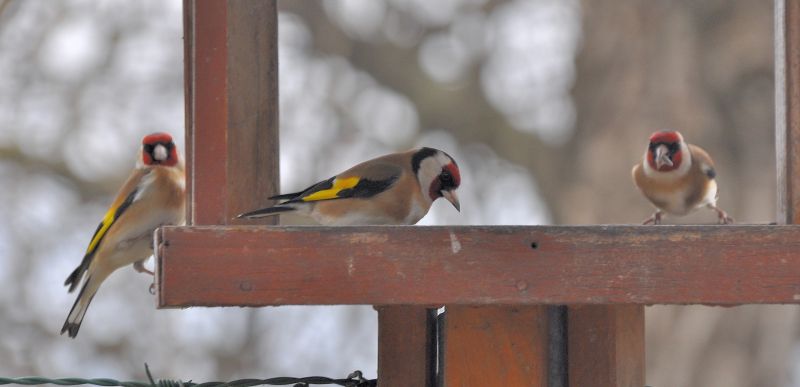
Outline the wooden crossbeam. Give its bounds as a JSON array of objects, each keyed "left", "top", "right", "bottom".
[{"left": 156, "top": 224, "right": 800, "bottom": 307}]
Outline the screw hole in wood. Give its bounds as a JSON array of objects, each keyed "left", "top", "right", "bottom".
[{"left": 530, "top": 242, "right": 538, "bottom": 249}]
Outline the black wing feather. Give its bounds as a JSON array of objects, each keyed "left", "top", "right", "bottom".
[
  {"left": 269, "top": 177, "right": 336, "bottom": 203},
  {"left": 241, "top": 172, "right": 399, "bottom": 219},
  {"left": 64, "top": 187, "right": 139, "bottom": 292},
  {"left": 336, "top": 175, "right": 399, "bottom": 199}
]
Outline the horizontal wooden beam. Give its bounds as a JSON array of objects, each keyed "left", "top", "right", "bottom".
[{"left": 155, "top": 225, "right": 800, "bottom": 307}]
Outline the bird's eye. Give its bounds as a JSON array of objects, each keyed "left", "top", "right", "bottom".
[
  {"left": 669, "top": 143, "right": 680, "bottom": 153},
  {"left": 440, "top": 170, "right": 454, "bottom": 186},
  {"left": 144, "top": 144, "right": 155, "bottom": 153}
]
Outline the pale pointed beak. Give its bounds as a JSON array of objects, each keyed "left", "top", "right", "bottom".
[
  {"left": 442, "top": 190, "right": 460, "bottom": 212},
  {"left": 153, "top": 144, "right": 168, "bottom": 161},
  {"left": 654, "top": 145, "right": 673, "bottom": 169}
]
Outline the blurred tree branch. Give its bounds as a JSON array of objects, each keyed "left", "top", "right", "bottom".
[{"left": 0, "top": 145, "right": 116, "bottom": 198}]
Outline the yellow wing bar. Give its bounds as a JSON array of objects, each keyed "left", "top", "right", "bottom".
[
  {"left": 301, "top": 176, "right": 360, "bottom": 202},
  {"left": 84, "top": 188, "right": 139, "bottom": 256},
  {"left": 85, "top": 208, "right": 116, "bottom": 255}
]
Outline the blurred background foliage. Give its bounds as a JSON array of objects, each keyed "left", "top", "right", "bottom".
[{"left": 0, "top": 0, "right": 794, "bottom": 386}]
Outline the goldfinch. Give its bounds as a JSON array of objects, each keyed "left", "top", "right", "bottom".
[
  {"left": 632, "top": 130, "right": 733, "bottom": 225},
  {"left": 62, "top": 132, "right": 185, "bottom": 338},
  {"left": 239, "top": 147, "right": 461, "bottom": 225}
]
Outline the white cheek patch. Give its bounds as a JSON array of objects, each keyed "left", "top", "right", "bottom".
[
  {"left": 417, "top": 156, "right": 443, "bottom": 199},
  {"left": 435, "top": 153, "right": 451, "bottom": 166}
]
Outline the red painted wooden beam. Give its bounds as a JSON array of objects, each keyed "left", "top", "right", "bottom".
[
  {"left": 156, "top": 225, "right": 800, "bottom": 307},
  {"left": 377, "top": 307, "right": 437, "bottom": 387},
  {"left": 568, "top": 305, "right": 644, "bottom": 387}
]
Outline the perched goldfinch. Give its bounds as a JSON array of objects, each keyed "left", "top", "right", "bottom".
[
  {"left": 62, "top": 132, "right": 185, "bottom": 338},
  {"left": 239, "top": 147, "right": 461, "bottom": 225},
  {"left": 632, "top": 130, "right": 733, "bottom": 225}
]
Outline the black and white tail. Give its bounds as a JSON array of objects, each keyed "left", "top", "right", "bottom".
[{"left": 61, "top": 272, "right": 106, "bottom": 338}]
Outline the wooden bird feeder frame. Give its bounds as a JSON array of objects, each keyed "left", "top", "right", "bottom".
[{"left": 156, "top": 1, "right": 800, "bottom": 386}]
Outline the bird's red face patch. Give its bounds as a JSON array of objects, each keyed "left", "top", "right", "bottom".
[
  {"left": 647, "top": 148, "right": 682, "bottom": 172},
  {"left": 646, "top": 131, "right": 683, "bottom": 172},
  {"left": 445, "top": 163, "right": 461, "bottom": 188},
  {"left": 143, "top": 132, "right": 174, "bottom": 146},
  {"left": 649, "top": 131, "right": 682, "bottom": 144},
  {"left": 428, "top": 162, "right": 461, "bottom": 201},
  {"left": 141, "top": 132, "right": 179, "bottom": 167}
]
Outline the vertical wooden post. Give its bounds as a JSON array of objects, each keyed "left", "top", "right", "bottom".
[
  {"left": 568, "top": 305, "right": 644, "bottom": 387},
  {"left": 776, "top": 0, "right": 800, "bottom": 224},
  {"left": 183, "top": 0, "right": 279, "bottom": 226},
  {"left": 377, "top": 307, "right": 437, "bottom": 387},
  {"left": 444, "top": 306, "right": 549, "bottom": 387}
]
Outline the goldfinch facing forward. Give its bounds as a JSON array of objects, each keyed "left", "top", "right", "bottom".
[
  {"left": 239, "top": 147, "right": 461, "bottom": 225},
  {"left": 62, "top": 132, "right": 185, "bottom": 338},
  {"left": 632, "top": 130, "right": 733, "bottom": 225}
]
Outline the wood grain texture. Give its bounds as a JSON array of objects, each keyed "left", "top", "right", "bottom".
[
  {"left": 184, "top": 0, "right": 228, "bottom": 225},
  {"left": 568, "top": 305, "right": 645, "bottom": 387},
  {"left": 182, "top": 0, "right": 279, "bottom": 226},
  {"left": 443, "top": 306, "right": 548, "bottom": 387},
  {"left": 777, "top": 0, "right": 800, "bottom": 224},
  {"left": 156, "top": 225, "right": 800, "bottom": 307},
  {"left": 226, "top": 0, "right": 280, "bottom": 225},
  {"left": 377, "top": 307, "right": 436, "bottom": 387}
]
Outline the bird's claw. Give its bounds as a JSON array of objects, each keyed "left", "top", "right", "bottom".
[
  {"left": 710, "top": 206, "right": 734, "bottom": 225},
  {"left": 149, "top": 282, "right": 156, "bottom": 295},
  {"left": 134, "top": 260, "right": 155, "bottom": 276},
  {"left": 642, "top": 212, "right": 663, "bottom": 225}
]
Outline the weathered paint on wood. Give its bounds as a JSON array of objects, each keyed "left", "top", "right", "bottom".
[
  {"left": 377, "top": 307, "right": 436, "bottom": 387},
  {"left": 568, "top": 305, "right": 645, "bottom": 387},
  {"left": 156, "top": 225, "right": 800, "bottom": 307},
  {"left": 182, "top": 0, "right": 279, "bottom": 226},
  {"left": 443, "top": 306, "right": 548, "bottom": 387}
]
